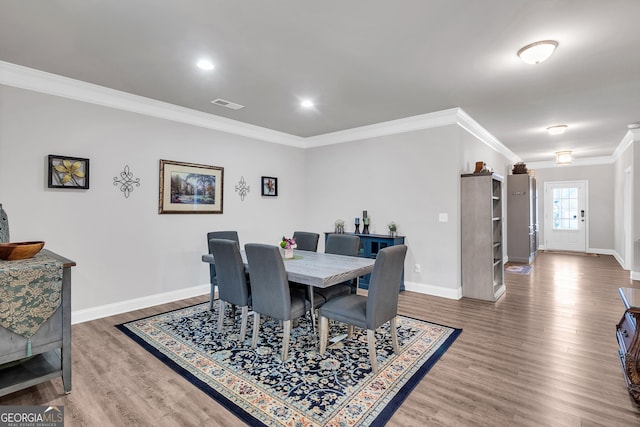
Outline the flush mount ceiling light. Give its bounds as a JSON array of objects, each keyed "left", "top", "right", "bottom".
[
  {"left": 547, "top": 124, "right": 568, "bottom": 135},
  {"left": 518, "top": 40, "right": 558, "bottom": 64},
  {"left": 196, "top": 59, "right": 215, "bottom": 70},
  {"left": 556, "top": 150, "right": 572, "bottom": 165},
  {"left": 300, "top": 99, "right": 314, "bottom": 108}
]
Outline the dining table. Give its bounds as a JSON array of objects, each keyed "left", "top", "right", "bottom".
[{"left": 201, "top": 249, "right": 375, "bottom": 334}]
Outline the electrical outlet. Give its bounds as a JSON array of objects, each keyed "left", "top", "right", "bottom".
[
  {"left": 439, "top": 213, "right": 448, "bottom": 222},
  {"left": 414, "top": 264, "right": 421, "bottom": 273}
]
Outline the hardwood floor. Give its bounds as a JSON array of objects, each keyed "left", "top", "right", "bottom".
[{"left": 2, "top": 252, "right": 639, "bottom": 426}]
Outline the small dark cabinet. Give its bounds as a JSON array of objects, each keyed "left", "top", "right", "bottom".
[
  {"left": 324, "top": 232, "right": 405, "bottom": 291},
  {"left": 617, "top": 287, "right": 640, "bottom": 404}
]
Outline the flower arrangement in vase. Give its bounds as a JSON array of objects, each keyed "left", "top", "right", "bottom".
[{"left": 280, "top": 236, "right": 297, "bottom": 259}]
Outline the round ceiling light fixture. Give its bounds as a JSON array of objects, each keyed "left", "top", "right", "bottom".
[
  {"left": 546, "top": 124, "right": 568, "bottom": 135},
  {"left": 196, "top": 59, "right": 215, "bottom": 71},
  {"left": 518, "top": 40, "right": 558, "bottom": 64},
  {"left": 300, "top": 99, "right": 315, "bottom": 108}
]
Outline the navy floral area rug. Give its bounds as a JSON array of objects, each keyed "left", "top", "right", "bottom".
[{"left": 117, "top": 302, "right": 461, "bottom": 426}]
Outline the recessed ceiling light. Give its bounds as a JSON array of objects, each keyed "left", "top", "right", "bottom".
[
  {"left": 547, "top": 124, "right": 568, "bottom": 135},
  {"left": 196, "top": 59, "right": 215, "bottom": 71},
  {"left": 300, "top": 99, "right": 314, "bottom": 108},
  {"left": 518, "top": 40, "right": 558, "bottom": 64}
]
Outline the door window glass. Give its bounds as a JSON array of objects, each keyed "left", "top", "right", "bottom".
[{"left": 552, "top": 188, "right": 578, "bottom": 230}]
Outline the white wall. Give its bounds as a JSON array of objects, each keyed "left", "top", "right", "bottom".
[
  {"left": 614, "top": 141, "right": 633, "bottom": 269},
  {"left": 530, "top": 164, "right": 614, "bottom": 252},
  {"left": 0, "top": 85, "right": 306, "bottom": 317},
  {"left": 304, "top": 125, "right": 513, "bottom": 298},
  {"left": 1, "top": 82, "right": 516, "bottom": 319}
]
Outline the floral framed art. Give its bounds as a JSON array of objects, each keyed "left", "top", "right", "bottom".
[
  {"left": 159, "top": 159, "right": 224, "bottom": 214},
  {"left": 48, "top": 155, "right": 90, "bottom": 189},
  {"left": 261, "top": 176, "right": 278, "bottom": 196}
]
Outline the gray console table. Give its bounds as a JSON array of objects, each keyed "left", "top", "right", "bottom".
[{"left": 0, "top": 250, "right": 75, "bottom": 397}]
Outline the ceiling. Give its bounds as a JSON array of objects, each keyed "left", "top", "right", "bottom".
[{"left": 1, "top": 0, "right": 639, "bottom": 163}]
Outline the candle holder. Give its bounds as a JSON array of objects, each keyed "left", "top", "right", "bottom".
[
  {"left": 354, "top": 223, "right": 360, "bottom": 234},
  {"left": 362, "top": 218, "right": 370, "bottom": 234}
]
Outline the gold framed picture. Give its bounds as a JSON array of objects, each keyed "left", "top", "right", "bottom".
[{"left": 159, "top": 159, "right": 224, "bottom": 214}]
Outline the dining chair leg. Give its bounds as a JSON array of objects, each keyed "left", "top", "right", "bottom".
[
  {"left": 239, "top": 306, "right": 248, "bottom": 343},
  {"left": 252, "top": 313, "right": 260, "bottom": 348},
  {"left": 209, "top": 285, "right": 215, "bottom": 310},
  {"left": 282, "top": 320, "right": 291, "bottom": 361},
  {"left": 347, "top": 325, "right": 354, "bottom": 339},
  {"left": 367, "top": 329, "right": 378, "bottom": 374},
  {"left": 390, "top": 316, "right": 399, "bottom": 354},
  {"left": 217, "top": 299, "right": 226, "bottom": 332},
  {"left": 319, "top": 316, "right": 328, "bottom": 354}
]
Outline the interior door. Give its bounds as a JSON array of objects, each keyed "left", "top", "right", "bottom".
[{"left": 544, "top": 181, "right": 587, "bottom": 252}]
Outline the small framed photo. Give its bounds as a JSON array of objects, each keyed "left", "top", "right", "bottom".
[
  {"left": 159, "top": 159, "right": 224, "bottom": 214},
  {"left": 48, "top": 155, "right": 90, "bottom": 189},
  {"left": 261, "top": 176, "right": 278, "bottom": 197}
]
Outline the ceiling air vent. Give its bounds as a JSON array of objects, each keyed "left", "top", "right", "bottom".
[{"left": 211, "top": 98, "right": 244, "bottom": 110}]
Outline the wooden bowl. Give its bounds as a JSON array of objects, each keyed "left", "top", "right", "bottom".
[{"left": 0, "top": 241, "right": 45, "bottom": 261}]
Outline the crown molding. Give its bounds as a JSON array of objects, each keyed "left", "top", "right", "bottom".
[
  {"left": 612, "top": 129, "right": 639, "bottom": 160},
  {"left": 0, "top": 61, "right": 305, "bottom": 147},
  {"left": 455, "top": 108, "right": 521, "bottom": 163},
  {"left": 302, "top": 108, "right": 461, "bottom": 147},
  {"left": 0, "top": 61, "right": 518, "bottom": 162},
  {"left": 304, "top": 107, "right": 521, "bottom": 163},
  {"left": 526, "top": 156, "right": 615, "bottom": 170},
  {"left": 527, "top": 129, "right": 639, "bottom": 170}
]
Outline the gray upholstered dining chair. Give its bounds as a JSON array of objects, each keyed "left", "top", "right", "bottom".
[
  {"left": 315, "top": 234, "right": 361, "bottom": 302},
  {"left": 208, "top": 238, "right": 253, "bottom": 342},
  {"left": 207, "top": 231, "right": 239, "bottom": 310},
  {"left": 292, "top": 231, "right": 320, "bottom": 252},
  {"left": 245, "top": 243, "right": 312, "bottom": 361},
  {"left": 318, "top": 244, "right": 407, "bottom": 373}
]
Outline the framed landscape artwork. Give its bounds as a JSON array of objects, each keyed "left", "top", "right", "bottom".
[
  {"left": 48, "top": 155, "right": 90, "bottom": 189},
  {"left": 261, "top": 176, "right": 278, "bottom": 197},
  {"left": 159, "top": 159, "right": 224, "bottom": 214}
]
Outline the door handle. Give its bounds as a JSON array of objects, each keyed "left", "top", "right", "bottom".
[{"left": 581, "top": 210, "right": 585, "bottom": 222}]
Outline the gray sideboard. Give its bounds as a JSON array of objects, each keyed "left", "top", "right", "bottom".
[{"left": 0, "top": 250, "right": 75, "bottom": 397}]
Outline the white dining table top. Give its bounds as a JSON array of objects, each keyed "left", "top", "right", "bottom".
[{"left": 201, "top": 249, "right": 375, "bottom": 288}]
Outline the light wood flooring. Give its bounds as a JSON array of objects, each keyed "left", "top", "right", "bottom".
[{"left": 2, "top": 252, "right": 640, "bottom": 426}]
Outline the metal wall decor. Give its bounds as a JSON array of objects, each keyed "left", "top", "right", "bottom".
[
  {"left": 235, "top": 176, "right": 250, "bottom": 201},
  {"left": 48, "top": 155, "right": 90, "bottom": 189},
  {"left": 113, "top": 165, "right": 141, "bottom": 198}
]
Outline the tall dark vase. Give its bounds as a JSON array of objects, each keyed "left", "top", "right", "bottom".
[{"left": 0, "top": 203, "right": 9, "bottom": 243}]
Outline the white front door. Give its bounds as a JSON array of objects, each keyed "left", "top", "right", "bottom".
[{"left": 544, "top": 181, "right": 587, "bottom": 252}]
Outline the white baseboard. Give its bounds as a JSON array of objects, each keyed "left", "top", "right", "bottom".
[
  {"left": 71, "top": 284, "right": 211, "bottom": 324},
  {"left": 631, "top": 271, "right": 640, "bottom": 281},
  {"left": 403, "top": 281, "right": 462, "bottom": 300},
  {"left": 587, "top": 247, "right": 616, "bottom": 256}
]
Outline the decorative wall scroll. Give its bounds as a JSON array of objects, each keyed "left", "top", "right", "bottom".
[
  {"left": 159, "top": 159, "right": 224, "bottom": 214},
  {"left": 235, "top": 176, "right": 250, "bottom": 201},
  {"left": 113, "top": 165, "right": 141, "bottom": 198}
]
